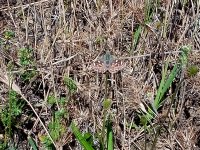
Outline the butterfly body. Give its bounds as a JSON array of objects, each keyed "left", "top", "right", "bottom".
[{"left": 91, "top": 51, "right": 125, "bottom": 73}]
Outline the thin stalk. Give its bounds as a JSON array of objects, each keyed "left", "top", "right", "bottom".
[
  {"left": 8, "top": 69, "right": 12, "bottom": 137},
  {"left": 100, "top": 71, "right": 109, "bottom": 149},
  {"left": 144, "top": 124, "right": 147, "bottom": 150},
  {"left": 105, "top": 71, "right": 109, "bottom": 99},
  {"left": 8, "top": 91, "right": 12, "bottom": 137},
  {"left": 100, "top": 108, "right": 107, "bottom": 150},
  {"left": 100, "top": 71, "right": 109, "bottom": 150},
  {"left": 151, "top": 125, "right": 161, "bottom": 150}
]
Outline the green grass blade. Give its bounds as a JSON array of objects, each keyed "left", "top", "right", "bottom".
[
  {"left": 153, "top": 63, "right": 169, "bottom": 109},
  {"left": 28, "top": 136, "right": 38, "bottom": 150},
  {"left": 160, "top": 65, "right": 179, "bottom": 99},
  {"left": 70, "top": 122, "right": 95, "bottom": 150},
  {"left": 145, "top": 64, "right": 179, "bottom": 121},
  {"left": 155, "top": 64, "right": 179, "bottom": 108},
  {"left": 132, "top": 25, "right": 142, "bottom": 51},
  {"left": 144, "top": 0, "right": 153, "bottom": 22},
  {"left": 107, "top": 117, "right": 113, "bottom": 150},
  {"left": 145, "top": 45, "right": 191, "bottom": 121}
]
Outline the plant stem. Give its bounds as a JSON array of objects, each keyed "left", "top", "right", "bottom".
[
  {"left": 8, "top": 70, "right": 12, "bottom": 137},
  {"left": 105, "top": 71, "right": 109, "bottom": 99},
  {"left": 100, "top": 71, "right": 109, "bottom": 149}
]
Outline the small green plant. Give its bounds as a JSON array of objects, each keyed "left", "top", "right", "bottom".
[
  {"left": 4, "top": 30, "right": 15, "bottom": 40},
  {"left": 131, "top": 0, "right": 155, "bottom": 53},
  {"left": 64, "top": 76, "right": 77, "bottom": 93},
  {"left": 1, "top": 30, "right": 15, "bottom": 50},
  {"left": 1, "top": 90, "right": 24, "bottom": 131},
  {"left": 0, "top": 39, "right": 3, "bottom": 46},
  {"left": 19, "top": 47, "right": 34, "bottom": 66},
  {"left": 47, "top": 95, "right": 57, "bottom": 105},
  {"left": 47, "top": 95, "right": 67, "bottom": 107},
  {"left": 0, "top": 142, "right": 7, "bottom": 150},
  {"left": 70, "top": 122, "right": 95, "bottom": 150},
  {"left": 18, "top": 47, "right": 37, "bottom": 81},
  {"left": 41, "top": 96, "right": 68, "bottom": 149},
  {"left": 48, "top": 112, "right": 66, "bottom": 141},
  {"left": 40, "top": 110, "right": 67, "bottom": 148},
  {"left": 71, "top": 99, "right": 113, "bottom": 150},
  {"left": 21, "top": 69, "right": 37, "bottom": 81},
  {"left": 187, "top": 65, "right": 199, "bottom": 77},
  {"left": 139, "top": 45, "right": 191, "bottom": 149},
  {"left": 40, "top": 77, "right": 74, "bottom": 148},
  {"left": 28, "top": 136, "right": 38, "bottom": 150},
  {"left": 0, "top": 90, "right": 24, "bottom": 148},
  {"left": 141, "top": 45, "right": 191, "bottom": 122},
  {"left": 70, "top": 72, "right": 114, "bottom": 150},
  {"left": 39, "top": 135, "right": 53, "bottom": 149}
]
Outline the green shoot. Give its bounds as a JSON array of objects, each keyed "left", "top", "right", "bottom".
[
  {"left": 70, "top": 122, "right": 95, "bottom": 150},
  {"left": 18, "top": 47, "right": 37, "bottom": 81},
  {"left": 0, "top": 90, "right": 24, "bottom": 139},
  {"left": 100, "top": 99, "right": 112, "bottom": 150},
  {"left": 71, "top": 98, "right": 113, "bottom": 150},
  {"left": 141, "top": 45, "right": 191, "bottom": 122},
  {"left": 40, "top": 110, "right": 67, "bottom": 148},
  {"left": 28, "top": 136, "right": 38, "bottom": 150},
  {"left": 4, "top": 30, "right": 15, "bottom": 40},
  {"left": 41, "top": 96, "right": 68, "bottom": 148},
  {"left": 84, "top": 132, "right": 95, "bottom": 147},
  {"left": 64, "top": 76, "right": 77, "bottom": 94},
  {"left": 107, "top": 116, "right": 113, "bottom": 150},
  {"left": 132, "top": 25, "right": 142, "bottom": 52},
  {"left": 19, "top": 47, "right": 34, "bottom": 66},
  {"left": 1, "top": 30, "right": 15, "bottom": 50},
  {"left": 187, "top": 65, "right": 199, "bottom": 77}
]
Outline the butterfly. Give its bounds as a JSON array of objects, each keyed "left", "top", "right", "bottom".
[{"left": 91, "top": 51, "right": 125, "bottom": 73}]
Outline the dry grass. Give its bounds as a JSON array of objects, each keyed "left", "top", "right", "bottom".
[{"left": 0, "top": 0, "right": 200, "bottom": 149}]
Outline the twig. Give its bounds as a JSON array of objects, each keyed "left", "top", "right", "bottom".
[
  {"left": 0, "top": 0, "right": 51, "bottom": 11},
  {"left": 118, "top": 50, "right": 200, "bottom": 60},
  {"left": 52, "top": 53, "right": 78, "bottom": 65}
]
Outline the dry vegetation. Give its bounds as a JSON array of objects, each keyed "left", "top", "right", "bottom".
[{"left": 0, "top": 0, "right": 200, "bottom": 149}]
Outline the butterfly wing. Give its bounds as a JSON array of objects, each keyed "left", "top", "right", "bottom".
[
  {"left": 108, "top": 59, "right": 125, "bottom": 73},
  {"left": 91, "top": 60, "right": 107, "bottom": 73},
  {"left": 91, "top": 52, "right": 125, "bottom": 73}
]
